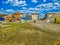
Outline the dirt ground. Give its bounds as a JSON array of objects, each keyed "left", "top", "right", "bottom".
[
  {"left": 0, "top": 23, "right": 60, "bottom": 45},
  {"left": 33, "top": 20, "right": 60, "bottom": 32}
]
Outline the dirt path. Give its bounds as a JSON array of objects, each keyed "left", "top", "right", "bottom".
[{"left": 33, "top": 21, "right": 60, "bottom": 32}]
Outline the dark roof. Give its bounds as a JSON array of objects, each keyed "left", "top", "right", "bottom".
[
  {"left": 20, "top": 13, "right": 24, "bottom": 15},
  {"left": 31, "top": 13, "right": 39, "bottom": 15}
]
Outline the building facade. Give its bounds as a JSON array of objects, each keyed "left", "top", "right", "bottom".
[
  {"left": 5, "top": 12, "right": 20, "bottom": 22},
  {"left": 46, "top": 12, "right": 60, "bottom": 23},
  {"left": 31, "top": 13, "right": 39, "bottom": 22}
]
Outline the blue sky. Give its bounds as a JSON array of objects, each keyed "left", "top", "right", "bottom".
[{"left": 0, "top": 0, "right": 60, "bottom": 18}]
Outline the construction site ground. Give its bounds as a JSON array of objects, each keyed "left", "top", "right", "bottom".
[{"left": 33, "top": 20, "right": 60, "bottom": 32}]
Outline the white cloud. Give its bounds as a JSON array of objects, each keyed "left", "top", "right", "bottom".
[
  {"left": 13, "top": 0, "right": 27, "bottom": 6},
  {"left": 29, "top": 7, "right": 39, "bottom": 11},
  {"left": 0, "top": 8, "right": 4, "bottom": 10},
  {"left": 35, "top": 8, "right": 39, "bottom": 10},
  {"left": 36, "top": 2, "right": 60, "bottom": 11},
  {"left": 0, "top": 9, "right": 16, "bottom": 14},
  {"left": 20, "top": 10, "right": 27, "bottom": 13},
  {"left": 0, "top": 12, "right": 7, "bottom": 14},
  {"left": 28, "top": 7, "right": 40, "bottom": 13},
  {"left": 7, "top": 0, "right": 13, "bottom": 2},
  {"left": 5, "top": 0, "right": 27, "bottom": 6},
  {"left": 43, "top": 0, "right": 46, "bottom": 2},
  {"left": 29, "top": 8, "right": 35, "bottom": 10},
  {"left": 32, "top": 0, "right": 38, "bottom": 3},
  {"left": 22, "top": 7, "right": 27, "bottom": 10},
  {"left": 20, "top": 7, "right": 38, "bottom": 14},
  {"left": 4, "top": 9, "right": 15, "bottom": 12}
]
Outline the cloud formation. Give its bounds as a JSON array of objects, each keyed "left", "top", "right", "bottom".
[
  {"left": 0, "top": 9, "right": 16, "bottom": 14},
  {"left": 32, "top": 0, "right": 38, "bottom": 3},
  {"left": 43, "top": 0, "right": 46, "bottom": 2},
  {"left": 36, "top": 2, "right": 60, "bottom": 12},
  {"left": 1, "top": 0, "right": 60, "bottom": 15},
  {"left": 4, "top": 9, "right": 15, "bottom": 12},
  {"left": 5, "top": 0, "right": 27, "bottom": 6}
]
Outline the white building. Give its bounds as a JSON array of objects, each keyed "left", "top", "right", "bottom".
[{"left": 31, "top": 13, "right": 39, "bottom": 22}]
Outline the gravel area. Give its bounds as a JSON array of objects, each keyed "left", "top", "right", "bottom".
[{"left": 33, "top": 21, "right": 60, "bottom": 32}]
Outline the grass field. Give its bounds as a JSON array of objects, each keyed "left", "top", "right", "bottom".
[{"left": 0, "top": 23, "right": 60, "bottom": 45}]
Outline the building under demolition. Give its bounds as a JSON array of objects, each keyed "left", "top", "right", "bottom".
[
  {"left": 5, "top": 12, "right": 20, "bottom": 22},
  {"left": 3, "top": 12, "right": 39, "bottom": 23},
  {"left": 0, "top": 12, "right": 60, "bottom": 24},
  {"left": 46, "top": 12, "right": 60, "bottom": 24}
]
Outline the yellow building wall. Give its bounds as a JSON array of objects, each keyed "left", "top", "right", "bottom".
[{"left": 55, "top": 18, "right": 60, "bottom": 24}]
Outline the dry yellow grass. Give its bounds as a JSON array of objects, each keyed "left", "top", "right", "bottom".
[{"left": 0, "top": 23, "right": 60, "bottom": 45}]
